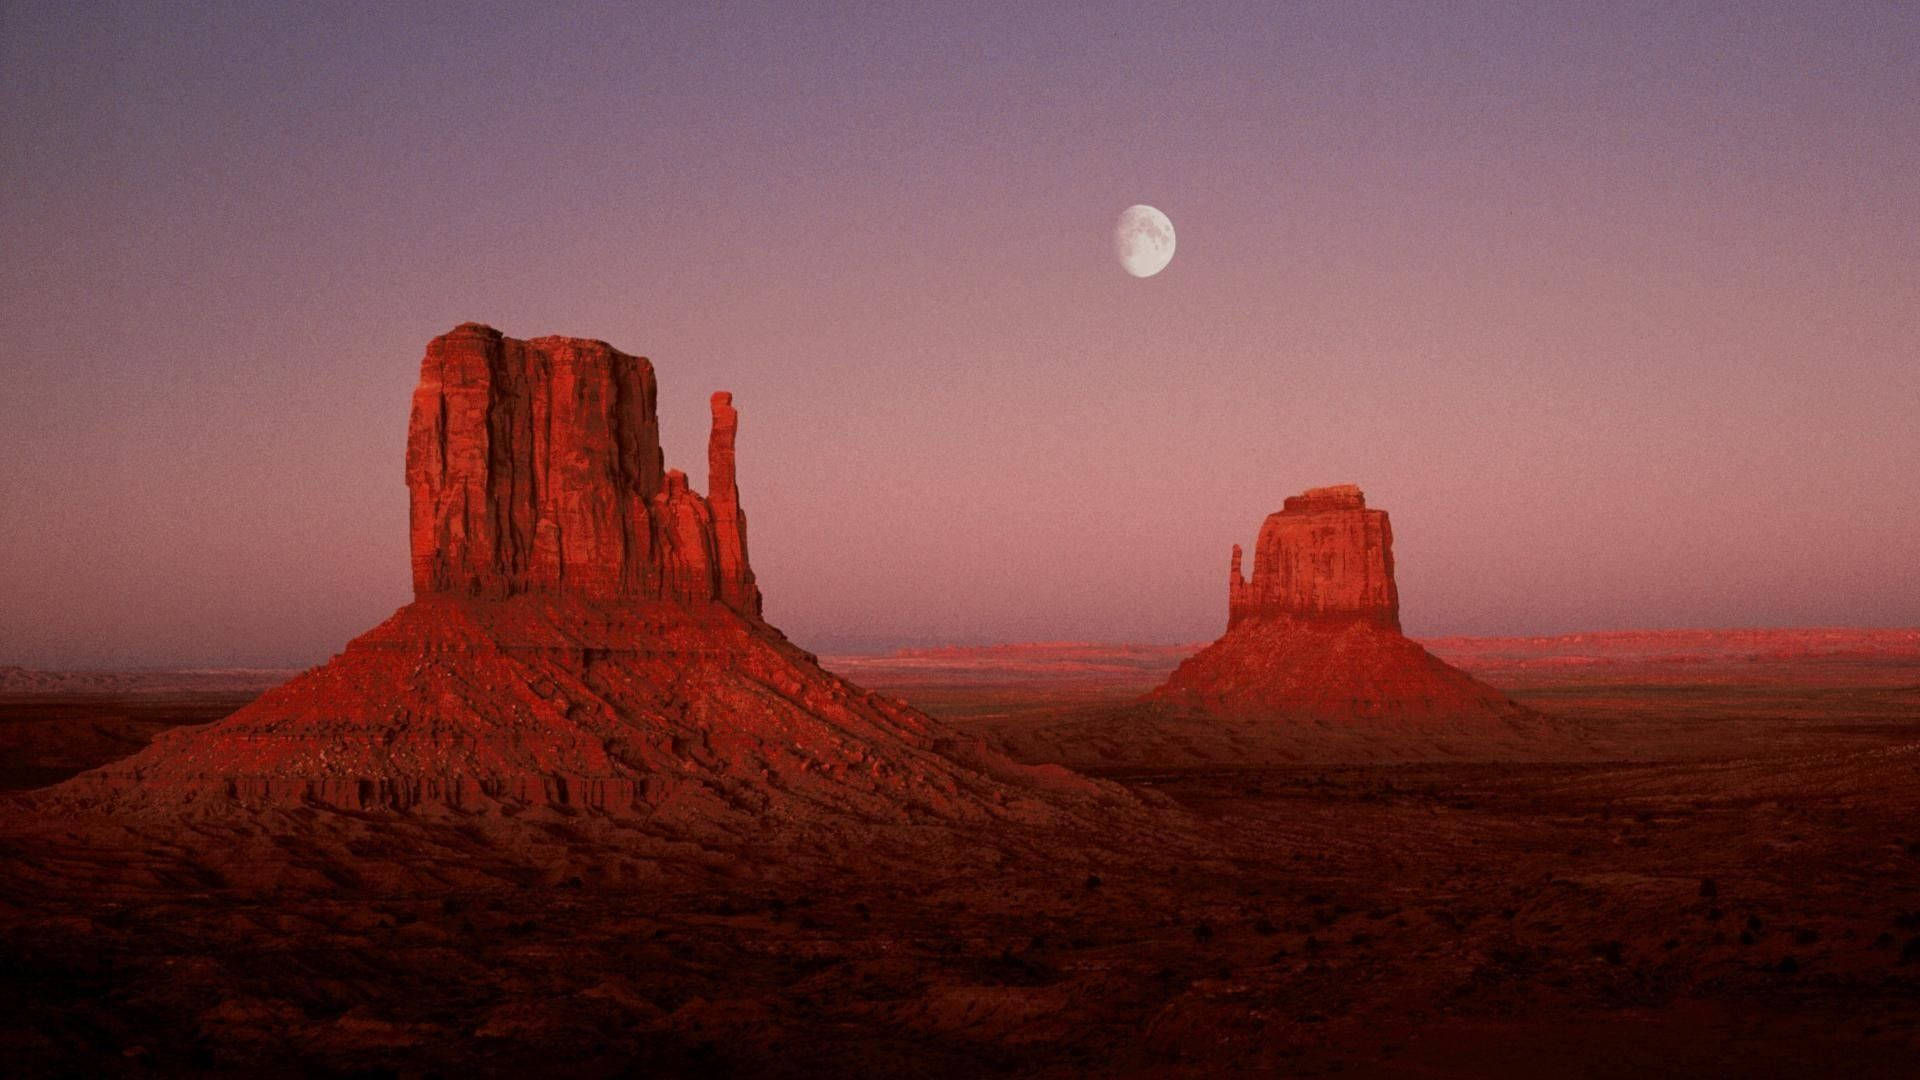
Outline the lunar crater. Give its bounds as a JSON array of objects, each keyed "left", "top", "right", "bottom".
[{"left": 1114, "top": 204, "right": 1175, "bottom": 278}]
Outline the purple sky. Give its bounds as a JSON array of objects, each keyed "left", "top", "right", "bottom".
[{"left": 3, "top": 2, "right": 1917, "bottom": 666}]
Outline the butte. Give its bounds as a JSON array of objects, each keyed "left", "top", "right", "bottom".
[
  {"left": 46, "top": 324, "right": 1122, "bottom": 841},
  {"left": 982, "top": 485, "right": 1563, "bottom": 768},
  {"left": 1146, "top": 484, "right": 1532, "bottom": 722}
]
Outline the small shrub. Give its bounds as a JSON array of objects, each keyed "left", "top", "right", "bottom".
[{"left": 986, "top": 949, "right": 1057, "bottom": 987}]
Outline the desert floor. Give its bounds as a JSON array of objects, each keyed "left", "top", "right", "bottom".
[{"left": 3, "top": 633, "right": 1918, "bottom": 1077}]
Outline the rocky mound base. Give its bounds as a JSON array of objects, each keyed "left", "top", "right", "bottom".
[{"left": 52, "top": 595, "right": 1106, "bottom": 826}]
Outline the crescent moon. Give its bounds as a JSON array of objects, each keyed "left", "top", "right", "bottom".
[{"left": 1114, "top": 204, "right": 1175, "bottom": 278}]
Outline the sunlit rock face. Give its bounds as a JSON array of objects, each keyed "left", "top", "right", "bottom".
[
  {"left": 1227, "top": 484, "right": 1398, "bottom": 630},
  {"left": 1153, "top": 485, "right": 1530, "bottom": 722},
  {"left": 406, "top": 324, "right": 759, "bottom": 616}
]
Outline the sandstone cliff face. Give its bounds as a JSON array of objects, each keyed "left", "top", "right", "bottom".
[
  {"left": 1153, "top": 484, "right": 1530, "bottom": 723},
  {"left": 1229, "top": 484, "right": 1398, "bottom": 629},
  {"left": 406, "top": 324, "right": 759, "bottom": 616}
]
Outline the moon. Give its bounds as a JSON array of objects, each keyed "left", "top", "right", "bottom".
[{"left": 1114, "top": 204, "right": 1175, "bottom": 278}]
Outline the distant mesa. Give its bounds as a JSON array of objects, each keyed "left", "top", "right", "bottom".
[
  {"left": 951, "top": 486, "right": 1564, "bottom": 770},
  {"left": 1147, "top": 484, "right": 1533, "bottom": 722},
  {"left": 50, "top": 324, "right": 1115, "bottom": 825}
]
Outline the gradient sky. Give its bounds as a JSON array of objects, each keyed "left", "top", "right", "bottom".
[{"left": 3, "top": 1, "right": 1916, "bottom": 667}]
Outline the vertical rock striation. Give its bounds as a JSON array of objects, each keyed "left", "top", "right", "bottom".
[
  {"left": 405, "top": 323, "right": 759, "bottom": 616},
  {"left": 1228, "top": 484, "right": 1399, "bottom": 629}
]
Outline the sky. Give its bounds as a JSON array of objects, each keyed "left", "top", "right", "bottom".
[{"left": 2, "top": 1, "right": 1916, "bottom": 667}]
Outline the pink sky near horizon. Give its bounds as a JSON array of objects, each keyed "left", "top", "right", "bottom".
[{"left": 2, "top": 2, "right": 1916, "bottom": 667}]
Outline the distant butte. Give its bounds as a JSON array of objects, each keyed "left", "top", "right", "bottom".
[
  {"left": 53, "top": 324, "right": 1117, "bottom": 826},
  {"left": 1147, "top": 484, "right": 1534, "bottom": 722}
]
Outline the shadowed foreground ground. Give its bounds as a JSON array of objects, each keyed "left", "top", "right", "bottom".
[{"left": 2, "top": 633, "right": 1918, "bottom": 1076}]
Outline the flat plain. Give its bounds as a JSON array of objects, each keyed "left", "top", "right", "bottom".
[{"left": 3, "top": 629, "right": 1918, "bottom": 1077}]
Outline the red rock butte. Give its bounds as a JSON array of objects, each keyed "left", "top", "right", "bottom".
[
  {"left": 1228, "top": 484, "right": 1399, "bottom": 629},
  {"left": 407, "top": 324, "right": 760, "bottom": 613},
  {"left": 53, "top": 325, "right": 1111, "bottom": 823},
  {"left": 1149, "top": 485, "right": 1532, "bottom": 721}
]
